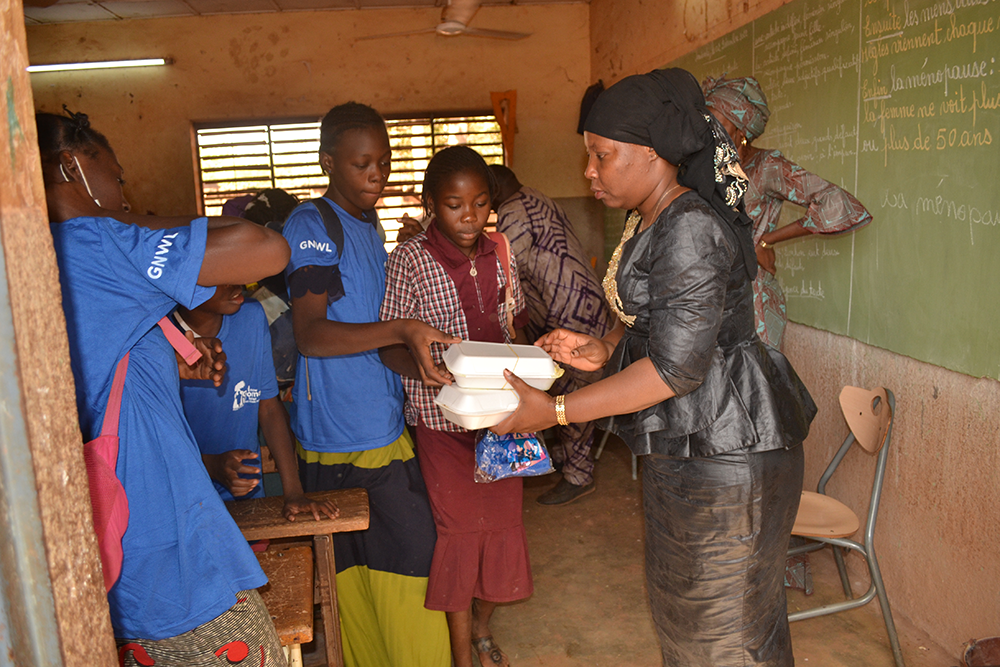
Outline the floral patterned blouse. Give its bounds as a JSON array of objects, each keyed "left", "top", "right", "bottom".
[{"left": 743, "top": 148, "right": 872, "bottom": 349}]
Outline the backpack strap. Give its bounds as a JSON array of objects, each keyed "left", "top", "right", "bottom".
[
  {"left": 311, "top": 198, "right": 345, "bottom": 256},
  {"left": 487, "top": 231, "right": 517, "bottom": 340}
]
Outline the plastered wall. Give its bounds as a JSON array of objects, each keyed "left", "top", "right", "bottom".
[
  {"left": 589, "top": 0, "right": 999, "bottom": 656},
  {"left": 26, "top": 3, "right": 592, "bottom": 217},
  {"left": 590, "top": 0, "right": 792, "bottom": 84}
]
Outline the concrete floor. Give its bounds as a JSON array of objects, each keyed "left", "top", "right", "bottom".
[
  {"left": 305, "top": 434, "right": 960, "bottom": 666},
  {"left": 489, "top": 435, "right": 958, "bottom": 667}
]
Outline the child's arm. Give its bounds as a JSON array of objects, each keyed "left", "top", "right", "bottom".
[
  {"left": 292, "top": 290, "right": 456, "bottom": 386},
  {"left": 378, "top": 345, "right": 419, "bottom": 378},
  {"left": 378, "top": 345, "right": 451, "bottom": 387},
  {"left": 46, "top": 181, "right": 289, "bottom": 287},
  {"left": 202, "top": 450, "right": 261, "bottom": 497},
  {"left": 373, "top": 243, "right": 453, "bottom": 387},
  {"left": 258, "top": 396, "right": 339, "bottom": 522}
]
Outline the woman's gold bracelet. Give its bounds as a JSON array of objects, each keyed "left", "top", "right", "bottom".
[{"left": 555, "top": 395, "right": 569, "bottom": 426}]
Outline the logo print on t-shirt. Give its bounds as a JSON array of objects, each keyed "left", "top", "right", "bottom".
[
  {"left": 232, "top": 380, "right": 262, "bottom": 411},
  {"left": 299, "top": 239, "right": 332, "bottom": 252},
  {"left": 146, "top": 232, "right": 179, "bottom": 280}
]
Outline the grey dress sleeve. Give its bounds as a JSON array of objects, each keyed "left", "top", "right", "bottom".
[{"left": 645, "top": 200, "right": 736, "bottom": 398}]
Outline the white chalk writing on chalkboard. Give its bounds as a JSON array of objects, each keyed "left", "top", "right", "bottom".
[
  {"left": 671, "top": 0, "right": 1000, "bottom": 376},
  {"left": 779, "top": 279, "right": 827, "bottom": 301}
]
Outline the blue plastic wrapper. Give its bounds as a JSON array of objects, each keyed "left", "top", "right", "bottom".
[{"left": 475, "top": 431, "right": 554, "bottom": 483}]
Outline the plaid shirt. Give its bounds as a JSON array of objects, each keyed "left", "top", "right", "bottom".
[{"left": 380, "top": 223, "right": 526, "bottom": 432}]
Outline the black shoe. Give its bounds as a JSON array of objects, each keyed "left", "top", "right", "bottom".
[{"left": 536, "top": 478, "right": 596, "bottom": 506}]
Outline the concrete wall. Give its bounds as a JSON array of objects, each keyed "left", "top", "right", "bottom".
[
  {"left": 26, "top": 3, "right": 593, "bottom": 217},
  {"left": 589, "top": 0, "right": 1000, "bottom": 657}
]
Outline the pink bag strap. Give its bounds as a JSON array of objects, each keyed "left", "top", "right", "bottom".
[
  {"left": 98, "top": 352, "right": 130, "bottom": 439},
  {"left": 488, "top": 231, "right": 516, "bottom": 339},
  {"left": 157, "top": 315, "right": 202, "bottom": 366},
  {"left": 96, "top": 316, "right": 201, "bottom": 439},
  {"left": 488, "top": 231, "right": 513, "bottom": 287}
]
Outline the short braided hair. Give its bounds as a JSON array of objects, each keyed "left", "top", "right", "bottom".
[
  {"left": 319, "top": 102, "right": 387, "bottom": 155},
  {"left": 421, "top": 145, "right": 497, "bottom": 215}
]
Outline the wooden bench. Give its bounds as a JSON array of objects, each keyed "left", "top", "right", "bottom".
[
  {"left": 257, "top": 545, "right": 314, "bottom": 666},
  {"left": 227, "top": 488, "right": 370, "bottom": 667}
]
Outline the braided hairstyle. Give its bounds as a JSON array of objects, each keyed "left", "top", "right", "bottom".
[
  {"left": 319, "top": 102, "right": 388, "bottom": 155},
  {"left": 35, "top": 106, "right": 112, "bottom": 176},
  {"left": 421, "top": 145, "right": 498, "bottom": 216}
]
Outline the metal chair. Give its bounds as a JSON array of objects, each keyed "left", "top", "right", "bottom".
[
  {"left": 787, "top": 386, "right": 904, "bottom": 667},
  {"left": 593, "top": 417, "right": 638, "bottom": 480}
]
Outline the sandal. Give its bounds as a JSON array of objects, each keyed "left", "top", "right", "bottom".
[{"left": 472, "top": 635, "right": 509, "bottom": 667}]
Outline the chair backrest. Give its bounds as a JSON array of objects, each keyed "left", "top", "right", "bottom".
[{"left": 839, "top": 386, "right": 893, "bottom": 454}]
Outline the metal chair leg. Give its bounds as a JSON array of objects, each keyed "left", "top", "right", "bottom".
[
  {"left": 833, "top": 545, "right": 853, "bottom": 599},
  {"left": 594, "top": 429, "right": 611, "bottom": 460},
  {"left": 867, "top": 548, "right": 906, "bottom": 667},
  {"left": 594, "top": 428, "right": 638, "bottom": 481}
]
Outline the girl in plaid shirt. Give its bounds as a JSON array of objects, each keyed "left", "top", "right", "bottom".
[{"left": 380, "top": 146, "right": 532, "bottom": 667}]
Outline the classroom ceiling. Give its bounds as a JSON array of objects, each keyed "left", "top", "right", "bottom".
[{"left": 23, "top": 0, "right": 585, "bottom": 25}]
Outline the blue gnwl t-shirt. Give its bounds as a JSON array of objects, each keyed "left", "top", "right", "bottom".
[
  {"left": 282, "top": 198, "right": 405, "bottom": 453},
  {"left": 50, "top": 216, "right": 266, "bottom": 641},
  {"left": 179, "top": 300, "right": 279, "bottom": 502}
]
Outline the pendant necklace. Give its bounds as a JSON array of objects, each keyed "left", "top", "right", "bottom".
[{"left": 468, "top": 255, "right": 486, "bottom": 313}]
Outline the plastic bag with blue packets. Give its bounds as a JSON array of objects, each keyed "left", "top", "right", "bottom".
[{"left": 474, "top": 431, "right": 554, "bottom": 483}]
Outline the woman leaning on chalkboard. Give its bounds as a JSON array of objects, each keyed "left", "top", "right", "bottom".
[{"left": 703, "top": 75, "right": 873, "bottom": 350}]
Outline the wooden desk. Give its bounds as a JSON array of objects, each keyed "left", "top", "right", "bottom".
[{"left": 227, "top": 489, "right": 370, "bottom": 667}]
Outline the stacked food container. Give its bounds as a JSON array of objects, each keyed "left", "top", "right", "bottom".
[{"left": 434, "top": 342, "right": 561, "bottom": 429}]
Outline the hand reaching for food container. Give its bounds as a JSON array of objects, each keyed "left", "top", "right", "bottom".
[{"left": 534, "top": 327, "right": 617, "bottom": 373}]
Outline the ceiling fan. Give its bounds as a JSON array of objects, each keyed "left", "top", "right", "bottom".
[{"left": 358, "top": 0, "right": 530, "bottom": 41}]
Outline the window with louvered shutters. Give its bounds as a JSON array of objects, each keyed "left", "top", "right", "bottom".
[{"left": 195, "top": 114, "right": 503, "bottom": 252}]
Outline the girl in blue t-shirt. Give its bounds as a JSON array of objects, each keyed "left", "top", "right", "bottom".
[
  {"left": 175, "top": 284, "right": 337, "bottom": 521},
  {"left": 38, "top": 109, "right": 291, "bottom": 666}
]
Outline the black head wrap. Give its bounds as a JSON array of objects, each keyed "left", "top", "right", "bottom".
[{"left": 584, "top": 68, "right": 757, "bottom": 280}]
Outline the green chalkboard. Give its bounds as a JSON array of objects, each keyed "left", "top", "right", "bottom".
[{"left": 670, "top": 0, "right": 1000, "bottom": 379}]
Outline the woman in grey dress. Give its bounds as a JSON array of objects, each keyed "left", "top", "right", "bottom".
[{"left": 493, "top": 68, "right": 817, "bottom": 666}]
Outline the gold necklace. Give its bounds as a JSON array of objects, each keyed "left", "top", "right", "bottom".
[
  {"left": 603, "top": 210, "right": 641, "bottom": 327},
  {"left": 602, "top": 183, "right": 683, "bottom": 327}
]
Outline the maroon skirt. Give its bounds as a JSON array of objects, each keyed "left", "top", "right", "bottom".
[{"left": 415, "top": 423, "right": 533, "bottom": 612}]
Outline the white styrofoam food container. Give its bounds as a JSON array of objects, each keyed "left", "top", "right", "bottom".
[
  {"left": 442, "top": 341, "right": 559, "bottom": 391},
  {"left": 434, "top": 384, "right": 520, "bottom": 430}
]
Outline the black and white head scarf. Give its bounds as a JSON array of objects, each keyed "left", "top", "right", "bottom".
[{"left": 584, "top": 68, "right": 756, "bottom": 280}]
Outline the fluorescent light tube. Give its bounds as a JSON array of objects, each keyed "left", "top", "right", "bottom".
[{"left": 27, "top": 58, "right": 169, "bottom": 73}]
